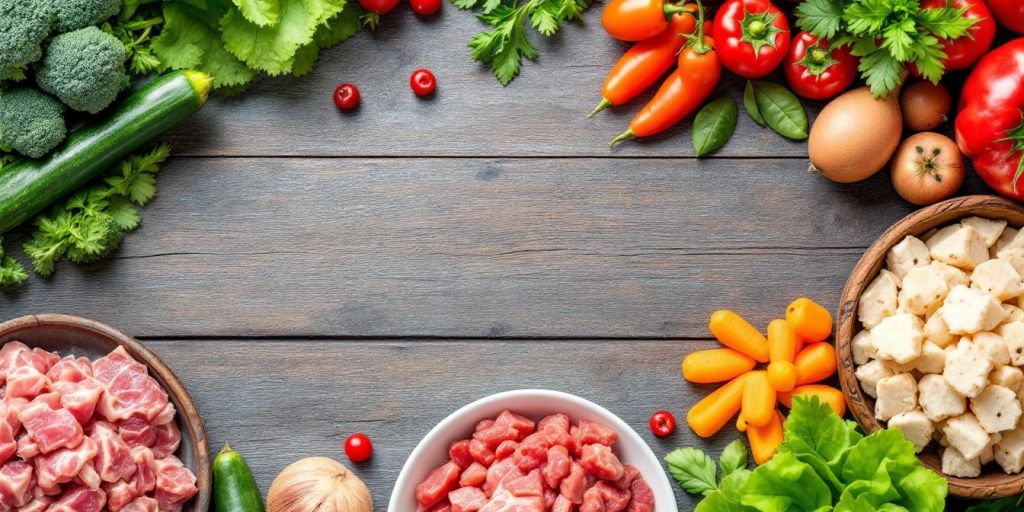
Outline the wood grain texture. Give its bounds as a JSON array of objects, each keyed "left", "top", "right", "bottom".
[{"left": 0, "top": 157, "right": 991, "bottom": 338}]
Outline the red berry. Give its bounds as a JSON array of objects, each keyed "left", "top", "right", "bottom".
[
  {"left": 410, "top": 0, "right": 442, "bottom": 15},
  {"left": 649, "top": 410, "right": 676, "bottom": 438},
  {"left": 409, "top": 68, "right": 436, "bottom": 97},
  {"left": 358, "top": 0, "right": 399, "bottom": 14},
  {"left": 344, "top": 433, "right": 373, "bottom": 462},
  {"left": 333, "top": 83, "right": 360, "bottom": 111}
]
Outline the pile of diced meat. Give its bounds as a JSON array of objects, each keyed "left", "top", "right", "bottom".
[
  {"left": 0, "top": 341, "right": 198, "bottom": 512},
  {"left": 415, "top": 411, "right": 654, "bottom": 512}
]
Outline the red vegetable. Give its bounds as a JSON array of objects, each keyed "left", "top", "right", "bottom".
[
  {"left": 410, "top": 0, "right": 442, "bottom": 15},
  {"left": 590, "top": 8, "right": 697, "bottom": 116},
  {"left": 410, "top": 69, "right": 437, "bottom": 97},
  {"left": 712, "top": 0, "right": 790, "bottom": 78},
  {"left": 344, "top": 433, "right": 373, "bottom": 462},
  {"left": 784, "top": 32, "right": 857, "bottom": 100},
  {"left": 358, "top": 0, "right": 399, "bottom": 13},
  {"left": 989, "top": 0, "right": 1024, "bottom": 34},
  {"left": 956, "top": 38, "right": 1024, "bottom": 200},
  {"left": 601, "top": 0, "right": 690, "bottom": 41},
  {"left": 919, "top": 0, "right": 994, "bottom": 71},
  {"left": 333, "top": 83, "right": 360, "bottom": 110},
  {"left": 648, "top": 410, "right": 677, "bottom": 437}
]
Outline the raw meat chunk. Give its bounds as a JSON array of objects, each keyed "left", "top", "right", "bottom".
[
  {"left": 46, "top": 486, "right": 106, "bottom": 512},
  {"left": 493, "top": 411, "right": 535, "bottom": 441},
  {"left": 595, "top": 480, "right": 631, "bottom": 512},
  {"left": 119, "top": 497, "right": 158, "bottom": 512},
  {"left": 559, "top": 463, "right": 586, "bottom": 504},
  {"left": 615, "top": 464, "right": 641, "bottom": 490},
  {"left": 502, "top": 470, "right": 543, "bottom": 497},
  {"left": 90, "top": 422, "right": 137, "bottom": 483},
  {"left": 417, "top": 462, "right": 462, "bottom": 508},
  {"left": 483, "top": 459, "right": 520, "bottom": 497},
  {"left": 93, "top": 348, "right": 168, "bottom": 423},
  {"left": 6, "top": 366, "right": 49, "bottom": 400},
  {"left": 150, "top": 424, "right": 180, "bottom": 460},
  {"left": 626, "top": 478, "right": 655, "bottom": 512},
  {"left": 472, "top": 424, "right": 518, "bottom": 451},
  {"left": 46, "top": 358, "right": 92, "bottom": 384},
  {"left": 19, "top": 495, "right": 53, "bottom": 512},
  {"left": 0, "top": 419, "right": 17, "bottom": 466},
  {"left": 128, "top": 447, "right": 156, "bottom": 495},
  {"left": 552, "top": 495, "right": 573, "bottom": 512},
  {"left": 537, "top": 425, "right": 575, "bottom": 453},
  {"left": 581, "top": 486, "right": 605, "bottom": 512},
  {"left": 543, "top": 445, "right": 571, "bottom": 489},
  {"left": 579, "top": 444, "right": 624, "bottom": 481},
  {"left": 448, "top": 486, "right": 487, "bottom": 512},
  {"left": 538, "top": 414, "right": 570, "bottom": 432},
  {"left": 52, "top": 380, "right": 103, "bottom": 426},
  {"left": 151, "top": 404, "right": 176, "bottom": 427},
  {"left": 459, "top": 463, "right": 488, "bottom": 488},
  {"left": 77, "top": 463, "right": 102, "bottom": 490},
  {"left": 20, "top": 402, "right": 83, "bottom": 454},
  {"left": 17, "top": 431, "right": 39, "bottom": 460},
  {"left": 494, "top": 441, "right": 517, "bottom": 461},
  {"left": 468, "top": 440, "right": 495, "bottom": 467},
  {"left": 35, "top": 436, "right": 98, "bottom": 491},
  {"left": 574, "top": 420, "right": 618, "bottom": 447},
  {"left": 512, "top": 433, "right": 550, "bottom": 472},
  {"left": 449, "top": 440, "right": 473, "bottom": 469},
  {"left": 152, "top": 456, "right": 198, "bottom": 510},
  {"left": 118, "top": 418, "right": 156, "bottom": 449},
  {"left": 103, "top": 480, "right": 138, "bottom": 512},
  {"left": 0, "top": 459, "right": 33, "bottom": 507}
]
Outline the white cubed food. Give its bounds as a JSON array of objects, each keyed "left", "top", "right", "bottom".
[
  {"left": 938, "top": 285, "right": 1006, "bottom": 335},
  {"left": 927, "top": 224, "right": 990, "bottom": 271},
  {"left": 859, "top": 270, "right": 900, "bottom": 330},
  {"left": 924, "top": 313, "right": 954, "bottom": 348},
  {"left": 913, "top": 341, "right": 946, "bottom": 374},
  {"left": 875, "top": 373, "right": 918, "bottom": 421},
  {"left": 888, "top": 410, "right": 933, "bottom": 453},
  {"left": 943, "top": 338, "right": 994, "bottom": 398},
  {"left": 971, "top": 384, "right": 1022, "bottom": 433},
  {"left": 982, "top": 433, "right": 1003, "bottom": 465},
  {"left": 971, "top": 259, "right": 1024, "bottom": 300},
  {"left": 994, "top": 227, "right": 1024, "bottom": 256},
  {"left": 856, "top": 359, "right": 894, "bottom": 399},
  {"left": 942, "top": 447, "right": 982, "bottom": 478},
  {"left": 851, "top": 331, "right": 876, "bottom": 366},
  {"left": 995, "top": 428, "right": 1024, "bottom": 474},
  {"left": 974, "top": 332, "right": 1011, "bottom": 366},
  {"left": 870, "top": 313, "right": 924, "bottom": 364},
  {"left": 887, "top": 236, "right": 932, "bottom": 280},
  {"left": 943, "top": 413, "right": 990, "bottom": 460},
  {"left": 998, "top": 246, "right": 1024, "bottom": 277},
  {"left": 1003, "top": 304, "right": 1024, "bottom": 325},
  {"left": 919, "top": 373, "right": 967, "bottom": 421},
  {"left": 991, "top": 365, "right": 1024, "bottom": 395},
  {"left": 898, "top": 266, "right": 949, "bottom": 316},
  {"left": 998, "top": 321, "right": 1024, "bottom": 366},
  {"left": 930, "top": 261, "right": 970, "bottom": 289},
  {"left": 962, "top": 217, "right": 1007, "bottom": 248}
]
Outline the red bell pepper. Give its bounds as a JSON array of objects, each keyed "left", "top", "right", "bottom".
[
  {"left": 920, "top": 0, "right": 995, "bottom": 71},
  {"left": 784, "top": 32, "right": 857, "bottom": 100},
  {"left": 712, "top": 0, "right": 790, "bottom": 78},
  {"left": 988, "top": 0, "right": 1024, "bottom": 35},
  {"left": 956, "top": 38, "right": 1024, "bottom": 200}
]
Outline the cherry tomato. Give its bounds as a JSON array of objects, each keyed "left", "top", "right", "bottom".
[
  {"left": 344, "top": 433, "right": 373, "bottom": 462},
  {"left": 988, "top": 0, "right": 1024, "bottom": 34},
  {"left": 410, "top": 68, "right": 437, "bottom": 97},
  {"left": 601, "top": 0, "right": 690, "bottom": 42},
  {"left": 784, "top": 32, "right": 857, "bottom": 100},
  {"left": 713, "top": 0, "right": 790, "bottom": 78},
  {"left": 649, "top": 410, "right": 677, "bottom": 437},
  {"left": 920, "top": 0, "right": 995, "bottom": 71},
  {"left": 333, "top": 83, "right": 360, "bottom": 110},
  {"left": 358, "top": 0, "right": 399, "bottom": 14},
  {"left": 410, "top": 0, "right": 442, "bottom": 15}
]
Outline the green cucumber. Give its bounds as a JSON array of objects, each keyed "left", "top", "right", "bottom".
[
  {"left": 0, "top": 70, "right": 212, "bottom": 234},
  {"left": 214, "top": 444, "right": 265, "bottom": 512}
]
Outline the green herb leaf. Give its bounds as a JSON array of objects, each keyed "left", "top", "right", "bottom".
[
  {"left": 744, "top": 81, "right": 765, "bottom": 126},
  {"left": 720, "top": 440, "right": 749, "bottom": 476},
  {"left": 748, "top": 80, "right": 808, "bottom": 140},
  {"left": 666, "top": 447, "right": 719, "bottom": 496},
  {"left": 232, "top": 0, "right": 281, "bottom": 26},
  {"left": 858, "top": 48, "right": 904, "bottom": 97},
  {"left": 692, "top": 96, "right": 738, "bottom": 157},
  {"left": 739, "top": 452, "right": 834, "bottom": 511},
  {"left": 696, "top": 470, "right": 752, "bottom": 512},
  {"left": 0, "top": 239, "right": 28, "bottom": 288},
  {"left": 794, "top": 0, "right": 846, "bottom": 38}
]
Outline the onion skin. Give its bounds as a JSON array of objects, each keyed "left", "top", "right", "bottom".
[{"left": 267, "top": 457, "right": 372, "bottom": 512}]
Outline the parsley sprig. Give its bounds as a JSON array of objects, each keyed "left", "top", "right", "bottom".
[
  {"left": 455, "top": 0, "right": 592, "bottom": 85},
  {"left": 795, "top": 0, "right": 977, "bottom": 97}
]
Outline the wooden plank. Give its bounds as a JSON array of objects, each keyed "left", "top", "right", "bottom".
[
  {"left": 162, "top": 7, "right": 821, "bottom": 158},
  {"left": 0, "top": 156, "right": 991, "bottom": 338}
]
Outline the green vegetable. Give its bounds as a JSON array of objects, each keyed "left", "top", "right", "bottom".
[
  {"left": 743, "top": 81, "right": 765, "bottom": 126},
  {"left": 52, "top": 0, "right": 123, "bottom": 32},
  {"left": 967, "top": 495, "right": 1024, "bottom": 512},
  {"left": 0, "top": 88, "right": 67, "bottom": 159},
  {"left": 0, "top": 238, "right": 28, "bottom": 288},
  {"left": 454, "top": 0, "right": 592, "bottom": 85},
  {"left": 672, "top": 397, "right": 948, "bottom": 512},
  {"left": 692, "top": 97, "right": 738, "bottom": 157},
  {"left": 795, "top": 0, "right": 977, "bottom": 97},
  {"left": 746, "top": 80, "right": 808, "bottom": 140},
  {"left": 0, "top": 70, "right": 209, "bottom": 236},
  {"left": 36, "top": 27, "right": 130, "bottom": 113},
  {"left": 214, "top": 444, "right": 265, "bottom": 512},
  {"left": 0, "top": 0, "right": 56, "bottom": 78},
  {"left": 103, "top": 8, "right": 166, "bottom": 76}
]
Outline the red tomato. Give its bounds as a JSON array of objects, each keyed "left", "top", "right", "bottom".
[
  {"left": 410, "top": 0, "right": 442, "bottom": 15},
  {"left": 920, "top": 0, "right": 995, "bottom": 71},
  {"left": 410, "top": 68, "right": 437, "bottom": 96},
  {"left": 989, "top": 0, "right": 1024, "bottom": 34},
  {"left": 713, "top": 0, "right": 790, "bottom": 78},
  {"left": 601, "top": 0, "right": 689, "bottom": 41},
  {"left": 784, "top": 32, "right": 857, "bottom": 100},
  {"left": 344, "top": 433, "right": 373, "bottom": 462},
  {"left": 358, "top": 0, "right": 399, "bottom": 14},
  {"left": 649, "top": 410, "right": 676, "bottom": 437},
  {"left": 333, "top": 83, "right": 360, "bottom": 110}
]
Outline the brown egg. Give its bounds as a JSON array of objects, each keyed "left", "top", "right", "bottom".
[
  {"left": 808, "top": 87, "right": 903, "bottom": 183},
  {"left": 900, "top": 81, "right": 951, "bottom": 132}
]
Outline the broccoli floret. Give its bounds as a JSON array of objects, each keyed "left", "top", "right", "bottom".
[
  {"left": 52, "top": 0, "right": 122, "bottom": 33},
  {"left": 36, "top": 27, "right": 129, "bottom": 114},
  {"left": 0, "top": 0, "right": 56, "bottom": 76},
  {"left": 0, "top": 88, "right": 67, "bottom": 159}
]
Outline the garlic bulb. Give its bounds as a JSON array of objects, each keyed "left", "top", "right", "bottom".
[{"left": 267, "top": 457, "right": 372, "bottom": 512}]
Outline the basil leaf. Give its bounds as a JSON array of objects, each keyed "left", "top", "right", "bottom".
[
  {"left": 692, "top": 96, "right": 738, "bottom": 157},
  {"left": 749, "top": 80, "right": 809, "bottom": 140},
  {"left": 743, "top": 81, "right": 765, "bottom": 126}
]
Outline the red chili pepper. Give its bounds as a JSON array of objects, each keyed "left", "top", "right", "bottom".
[
  {"left": 956, "top": 38, "right": 1024, "bottom": 200},
  {"left": 784, "top": 32, "right": 857, "bottom": 101},
  {"left": 712, "top": 0, "right": 790, "bottom": 79},
  {"left": 601, "top": 0, "right": 691, "bottom": 42},
  {"left": 989, "top": 0, "right": 1024, "bottom": 34},
  {"left": 591, "top": 8, "right": 697, "bottom": 116},
  {"left": 920, "top": 0, "right": 996, "bottom": 71}
]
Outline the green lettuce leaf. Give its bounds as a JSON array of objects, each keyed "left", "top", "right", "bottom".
[
  {"left": 233, "top": 0, "right": 281, "bottom": 26},
  {"left": 696, "top": 469, "right": 754, "bottom": 512},
  {"left": 739, "top": 452, "right": 833, "bottom": 512},
  {"left": 219, "top": 0, "right": 346, "bottom": 75},
  {"left": 151, "top": 1, "right": 257, "bottom": 88}
]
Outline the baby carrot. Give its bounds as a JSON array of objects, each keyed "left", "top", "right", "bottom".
[
  {"left": 794, "top": 342, "right": 838, "bottom": 385},
  {"left": 778, "top": 384, "right": 847, "bottom": 417},
  {"left": 688, "top": 373, "right": 747, "bottom": 438},
  {"left": 709, "top": 310, "right": 770, "bottom": 363},
  {"left": 736, "top": 413, "right": 748, "bottom": 432},
  {"left": 767, "top": 319, "right": 797, "bottom": 362},
  {"left": 741, "top": 371, "right": 776, "bottom": 428},
  {"left": 786, "top": 298, "right": 833, "bottom": 343},
  {"left": 747, "top": 410, "right": 784, "bottom": 465},
  {"left": 682, "top": 348, "right": 757, "bottom": 383},
  {"left": 767, "top": 360, "right": 796, "bottom": 392}
]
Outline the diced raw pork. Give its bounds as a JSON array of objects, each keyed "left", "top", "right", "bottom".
[
  {"left": 501, "top": 470, "right": 543, "bottom": 498},
  {"left": 544, "top": 489, "right": 557, "bottom": 508},
  {"left": 46, "top": 486, "right": 106, "bottom": 512},
  {"left": 17, "top": 431, "right": 39, "bottom": 460},
  {"left": 494, "top": 441, "right": 517, "bottom": 461},
  {"left": 581, "top": 486, "right": 605, "bottom": 512},
  {"left": 19, "top": 494, "right": 53, "bottom": 512},
  {"left": 551, "top": 495, "right": 573, "bottom": 512},
  {"left": 149, "top": 424, "right": 180, "bottom": 461},
  {"left": 447, "top": 486, "right": 487, "bottom": 512},
  {"left": 0, "top": 402, "right": 21, "bottom": 433},
  {"left": 0, "top": 460, "right": 33, "bottom": 507},
  {"left": 574, "top": 420, "right": 618, "bottom": 447},
  {"left": 538, "top": 425, "right": 575, "bottom": 454},
  {"left": 493, "top": 412, "right": 535, "bottom": 441},
  {"left": 483, "top": 459, "right": 520, "bottom": 497},
  {"left": 46, "top": 358, "right": 92, "bottom": 384},
  {"left": 6, "top": 366, "right": 50, "bottom": 400},
  {"left": 626, "top": 478, "right": 654, "bottom": 512},
  {"left": 29, "top": 393, "right": 62, "bottom": 411},
  {"left": 118, "top": 497, "right": 157, "bottom": 512},
  {"left": 468, "top": 440, "right": 494, "bottom": 467},
  {"left": 117, "top": 419, "right": 155, "bottom": 450},
  {"left": 90, "top": 422, "right": 136, "bottom": 483},
  {"left": 77, "top": 464, "right": 102, "bottom": 491},
  {"left": 458, "top": 463, "right": 487, "bottom": 488},
  {"left": 417, "top": 500, "right": 452, "bottom": 512},
  {"left": 20, "top": 402, "right": 83, "bottom": 454},
  {"left": 0, "top": 419, "right": 17, "bottom": 466},
  {"left": 152, "top": 457, "right": 196, "bottom": 510},
  {"left": 103, "top": 480, "right": 138, "bottom": 512},
  {"left": 477, "top": 470, "right": 545, "bottom": 512},
  {"left": 615, "top": 464, "right": 641, "bottom": 490},
  {"left": 416, "top": 462, "right": 462, "bottom": 508},
  {"left": 579, "top": 444, "right": 624, "bottom": 481},
  {"left": 51, "top": 380, "right": 103, "bottom": 426},
  {"left": 595, "top": 481, "right": 631, "bottom": 512},
  {"left": 559, "top": 462, "right": 586, "bottom": 504},
  {"left": 150, "top": 405, "right": 175, "bottom": 428},
  {"left": 543, "top": 445, "right": 571, "bottom": 489},
  {"left": 475, "top": 420, "right": 494, "bottom": 432},
  {"left": 90, "top": 349, "right": 146, "bottom": 385},
  {"left": 92, "top": 348, "right": 168, "bottom": 423},
  {"left": 35, "top": 437, "right": 98, "bottom": 491},
  {"left": 449, "top": 440, "right": 473, "bottom": 470},
  {"left": 512, "top": 433, "right": 549, "bottom": 472},
  {"left": 538, "top": 414, "right": 570, "bottom": 433},
  {"left": 0, "top": 344, "right": 57, "bottom": 382},
  {"left": 472, "top": 424, "right": 518, "bottom": 452},
  {"left": 31, "top": 350, "right": 60, "bottom": 375},
  {"left": 128, "top": 448, "right": 156, "bottom": 495}
]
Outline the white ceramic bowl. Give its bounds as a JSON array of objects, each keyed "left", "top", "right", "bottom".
[{"left": 388, "top": 389, "right": 679, "bottom": 511}]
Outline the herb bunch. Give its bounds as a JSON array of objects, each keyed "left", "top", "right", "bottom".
[{"left": 795, "top": 0, "right": 977, "bottom": 97}]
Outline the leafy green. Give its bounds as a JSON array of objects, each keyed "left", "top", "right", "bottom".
[
  {"left": 796, "top": 0, "right": 977, "bottom": 97},
  {"left": 665, "top": 447, "right": 719, "bottom": 496},
  {"left": 455, "top": 0, "right": 592, "bottom": 85},
  {"left": 103, "top": 0, "right": 167, "bottom": 77},
  {"left": 720, "top": 439, "right": 749, "bottom": 476},
  {"left": 692, "top": 96, "right": 738, "bottom": 157},
  {"left": 743, "top": 81, "right": 765, "bottom": 126},
  {"left": 0, "top": 238, "right": 28, "bottom": 288},
  {"left": 739, "top": 452, "right": 834, "bottom": 511},
  {"left": 151, "top": 1, "right": 257, "bottom": 88},
  {"left": 747, "top": 80, "right": 808, "bottom": 140},
  {"left": 220, "top": 0, "right": 345, "bottom": 75},
  {"left": 967, "top": 495, "right": 1024, "bottom": 512}
]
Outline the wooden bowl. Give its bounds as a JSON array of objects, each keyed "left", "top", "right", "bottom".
[
  {"left": 837, "top": 195, "right": 1024, "bottom": 499},
  {"left": 0, "top": 314, "right": 210, "bottom": 512}
]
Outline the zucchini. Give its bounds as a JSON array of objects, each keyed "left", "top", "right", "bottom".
[
  {"left": 0, "top": 70, "right": 212, "bottom": 234},
  {"left": 214, "top": 444, "right": 265, "bottom": 512}
]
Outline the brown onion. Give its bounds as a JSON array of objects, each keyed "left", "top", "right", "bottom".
[{"left": 267, "top": 457, "right": 372, "bottom": 512}]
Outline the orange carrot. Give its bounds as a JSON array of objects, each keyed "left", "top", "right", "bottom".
[
  {"left": 741, "top": 371, "right": 776, "bottom": 427},
  {"left": 688, "top": 373, "right": 747, "bottom": 438},
  {"left": 748, "top": 410, "right": 784, "bottom": 465},
  {"left": 736, "top": 413, "right": 748, "bottom": 432},
  {"left": 709, "top": 310, "right": 770, "bottom": 363},
  {"left": 778, "top": 384, "right": 847, "bottom": 417},
  {"left": 767, "top": 360, "right": 796, "bottom": 392},
  {"left": 786, "top": 298, "right": 833, "bottom": 343},
  {"left": 767, "top": 319, "right": 798, "bottom": 362},
  {"left": 682, "top": 348, "right": 757, "bottom": 383},
  {"left": 794, "top": 342, "right": 838, "bottom": 385}
]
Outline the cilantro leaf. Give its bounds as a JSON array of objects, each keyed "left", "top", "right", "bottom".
[
  {"left": 0, "top": 239, "right": 28, "bottom": 288},
  {"left": 220, "top": 0, "right": 346, "bottom": 75},
  {"left": 665, "top": 447, "right": 719, "bottom": 496},
  {"left": 794, "top": 0, "right": 846, "bottom": 39},
  {"left": 858, "top": 47, "right": 904, "bottom": 97}
]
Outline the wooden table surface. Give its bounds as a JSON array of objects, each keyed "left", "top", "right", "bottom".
[{"left": 0, "top": 5, "right": 996, "bottom": 511}]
